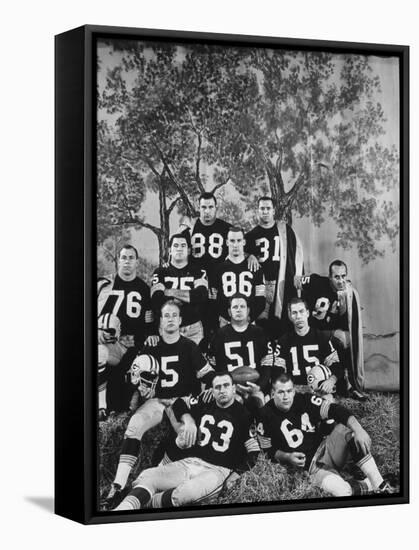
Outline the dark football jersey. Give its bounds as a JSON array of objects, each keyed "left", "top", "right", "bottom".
[
  {"left": 190, "top": 218, "right": 231, "bottom": 279},
  {"left": 211, "top": 258, "right": 266, "bottom": 322},
  {"left": 273, "top": 327, "right": 341, "bottom": 385},
  {"left": 97, "top": 274, "right": 154, "bottom": 346},
  {"left": 173, "top": 397, "right": 260, "bottom": 470},
  {"left": 257, "top": 393, "right": 350, "bottom": 467},
  {"left": 245, "top": 224, "right": 281, "bottom": 281},
  {"left": 208, "top": 324, "right": 272, "bottom": 392},
  {"left": 300, "top": 274, "right": 349, "bottom": 331},
  {"left": 151, "top": 263, "right": 208, "bottom": 327},
  {"left": 141, "top": 336, "right": 213, "bottom": 399}
]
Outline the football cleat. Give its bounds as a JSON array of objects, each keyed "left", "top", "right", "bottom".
[
  {"left": 129, "top": 354, "right": 159, "bottom": 397},
  {"left": 105, "top": 483, "right": 123, "bottom": 509},
  {"left": 376, "top": 480, "right": 397, "bottom": 494},
  {"left": 348, "top": 388, "right": 368, "bottom": 402}
]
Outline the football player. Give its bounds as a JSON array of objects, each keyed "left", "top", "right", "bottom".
[
  {"left": 295, "top": 260, "right": 366, "bottom": 400},
  {"left": 272, "top": 297, "right": 343, "bottom": 391},
  {"left": 189, "top": 192, "right": 231, "bottom": 282},
  {"left": 113, "top": 372, "right": 260, "bottom": 510},
  {"left": 97, "top": 245, "right": 154, "bottom": 350},
  {"left": 211, "top": 227, "right": 266, "bottom": 327},
  {"left": 151, "top": 233, "right": 208, "bottom": 345},
  {"left": 106, "top": 300, "right": 214, "bottom": 507},
  {"left": 245, "top": 196, "right": 304, "bottom": 338},
  {"left": 208, "top": 294, "right": 272, "bottom": 408},
  {"left": 257, "top": 373, "right": 394, "bottom": 497}
]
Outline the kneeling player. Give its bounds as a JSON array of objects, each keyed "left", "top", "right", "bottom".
[
  {"left": 113, "top": 372, "right": 260, "bottom": 510},
  {"left": 106, "top": 300, "right": 214, "bottom": 506},
  {"left": 257, "top": 373, "right": 394, "bottom": 497}
]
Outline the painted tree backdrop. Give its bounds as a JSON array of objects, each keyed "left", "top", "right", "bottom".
[{"left": 97, "top": 40, "right": 400, "bottom": 385}]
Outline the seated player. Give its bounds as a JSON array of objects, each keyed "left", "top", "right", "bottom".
[
  {"left": 295, "top": 260, "right": 365, "bottom": 400},
  {"left": 106, "top": 300, "right": 214, "bottom": 507},
  {"left": 151, "top": 232, "right": 208, "bottom": 345},
  {"left": 113, "top": 372, "right": 260, "bottom": 510},
  {"left": 272, "top": 297, "right": 343, "bottom": 393},
  {"left": 257, "top": 373, "right": 394, "bottom": 497},
  {"left": 211, "top": 226, "right": 266, "bottom": 328},
  {"left": 207, "top": 293, "right": 272, "bottom": 409}
]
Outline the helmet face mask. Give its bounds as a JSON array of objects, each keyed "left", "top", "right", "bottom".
[
  {"left": 130, "top": 354, "right": 160, "bottom": 397},
  {"left": 98, "top": 313, "right": 121, "bottom": 343}
]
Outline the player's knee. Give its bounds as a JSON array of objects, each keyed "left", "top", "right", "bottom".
[
  {"left": 125, "top": 412, "right": 149, "bottom": 439},
  {"left": 320, "top": 474, "right": 352, "bottom": 497},
  {"left": 133, "top": 470, "right": 159, "bottom": 494},
  {"left": 333, "top": 329, "right": 350, "bottom": 349}
]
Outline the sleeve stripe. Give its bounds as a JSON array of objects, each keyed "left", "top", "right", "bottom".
[
  {"left": 150, "top": 283, "right": 165, "bottom": 296},
  {"left": 273, "top": 357, "right": 286, "bottom": 368},
  {"left": 258, "top": 436, "right": 272, "bottom": 449},
  {"left": 194, "top": 278, "right": 209, "bottom": 289},
  {"left": 245, "top": 438, "right": 261, "bottom": 452},
  {"left": 196, "top": 363, "right": 214, "bottom": 379},
  {"left": 261, "top": 355, "right": 272, "bottom": 366},
  {"left": 255, "top": 285, "right": 266, "bottom": 296},
  {"left": 145, "top": 311, "right": 154, "bottom": 322}
]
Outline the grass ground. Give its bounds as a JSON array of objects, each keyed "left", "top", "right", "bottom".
[{"left": 98, "top": 392, "right": 400, "bottom": 510}]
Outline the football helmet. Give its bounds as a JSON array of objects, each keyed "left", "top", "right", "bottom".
[
  {"left": 307, "top": 364, "right": 333, "bottom": 393},
  {"left": 129, "top": 354, "right": 160, "bottom": 397},
  {"left": 98, "top": 313, "right": 121, "bottom": 343},
  {"left": 98, "top": 344, "right": 109, "bottom": 374}
]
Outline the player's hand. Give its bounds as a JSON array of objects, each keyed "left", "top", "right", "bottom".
[
  {"left": 288, "top": 452, "right": 306, "bottom": 468},
  {"left": 245, "top": 381, "right": 261, "bottom": 395},
  {"left": 145, "top": 334, "right": 159, "bottom": 346},
  {"left": 181, "top": 416, "right": 197, "bottom": 447},
  {"left": 138, "top": 386, "right": 153, "bottom": 399},
  {"left": 236, "top": 383, "right": 252, "bottom": 396},
  {"left": 98, "top": 329, "right": 116, "bottom": 345},
  {"left": 247, "top": 255, "right": 260, "bottom": 272},
  {"left": 319, "top": 376, "right": 337, "bottom": 395},
  {"left": 352, "top": 426, "right": 371, "bottom": 456},
  {"left": 294, "top": 275, "right": 303, "bottom": 298}
]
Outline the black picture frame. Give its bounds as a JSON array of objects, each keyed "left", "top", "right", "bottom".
[{"left": 55, "top": 24, "right": 409, "bottom": 525}]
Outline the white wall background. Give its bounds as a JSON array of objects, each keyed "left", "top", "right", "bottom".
[{"left": 1, "top": 1, "right": 416, "bottom": 548}]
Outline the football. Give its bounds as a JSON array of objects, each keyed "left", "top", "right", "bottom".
[
  {"left": 231, "top": 366, "right": 260, "bottom": 385},
  {"left": 307, "top": 364, "right": 333, "bottom": 393}
]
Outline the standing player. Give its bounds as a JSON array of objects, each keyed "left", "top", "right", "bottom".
[
  {"left": 246, "top": 196, "right": 304, "bottom": 337},
  {"left": 208, "top": 294, "right": 272, "bottom": 408},
  {"left": 113, "top": 372, "right": 260, "bottom": 510},
  {"left": 273, "top": 297, "right": 343, "bottom": 391},
  {"left": 106, "top": 300, "right": 214, "bottom": 506},
  {"left": 257, "top": 373, "right": 394, "bottom": 497},
  {"left": 211, "top": 227, "right": 266, "bottom": 327},
  {"left": 189, "top": 192, "right": 231, "bottom": 282},
  {"left": 295, "top": 260, "right": 365, "bottom": 400},
  {"left": 151, "top": 233, "right": 208, "bottom": 345},
  {"left": 97, "top": 246, "right": 155, "bottom": 416}
]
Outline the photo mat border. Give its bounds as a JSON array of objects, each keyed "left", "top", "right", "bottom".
[{"left": 55, "top": 24, "right": 409, "bottom": 525}]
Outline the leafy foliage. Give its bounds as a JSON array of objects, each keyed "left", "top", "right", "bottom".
[{"left": 97, "top": 42, "right": 399, "bottom": 264}]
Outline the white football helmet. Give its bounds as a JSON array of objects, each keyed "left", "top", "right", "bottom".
[
  {"left": 129, "top": 354, "right": 160, "bottom": 397},
  {"left": 98, "top": 313, "right": 121, "bottom": 343},
  {"left": 98, "top": 344, "right": 109, "bottom": 374},
  {"left": 307, "top": 364, "right": 333, "bottom": 394}
]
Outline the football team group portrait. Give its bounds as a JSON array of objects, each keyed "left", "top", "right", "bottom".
[{"left": 96, "top": 38, "right": 401, "bottom": 513}]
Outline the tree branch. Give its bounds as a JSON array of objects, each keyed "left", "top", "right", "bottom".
[
  {"left": 285, "top": 160, "right": 309, "bottom": 204},
  {"left": 112, "top": 218, "right": 161, "bottom": 235},
  {"left": 167, "top": 196, "right": 182, "bottom": 216},
  {"left": 211, "top": 175, "right": 230, "bottom": 194}
]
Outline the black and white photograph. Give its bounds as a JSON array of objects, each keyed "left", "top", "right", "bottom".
[{"left": 95, "top": 32, "right": 405, "bottom": 517}]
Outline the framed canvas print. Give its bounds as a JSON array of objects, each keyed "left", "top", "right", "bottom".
[{"left": 55, "top": 25, "right": 409, "bottom": 525}]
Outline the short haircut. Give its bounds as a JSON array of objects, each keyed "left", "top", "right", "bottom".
[
  {"left": 227, "top": 226, "right": 244, "bottom": 238},
  {"left": 228, "top": 293, "right": 250, "bottom": 308},
  {"left": 258, "top": 196, "right": 274, "bottom": 207},
  {"left": 160, "top": 299, "right": 182, "bottom": 317},
  {"left": 118, "top": 244, "right": 139, "bottom": 259},
  {"left": 271, "top": 372, "right": 294, "bottom": 388},
  {"left": 287, "top": 296, "right": 309, "bottom": 313},
  {"left": 199, "top": 192, "right": 217, "bottom": 205},
  {"left": 329, "top": 259, "right": 348, "bottom": 277},
  {"left": 169, "top": 232, "right": 191, "bottom": 248},
  {"left": 211, "top": 371, "right": 234, "bottom": 387}
]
